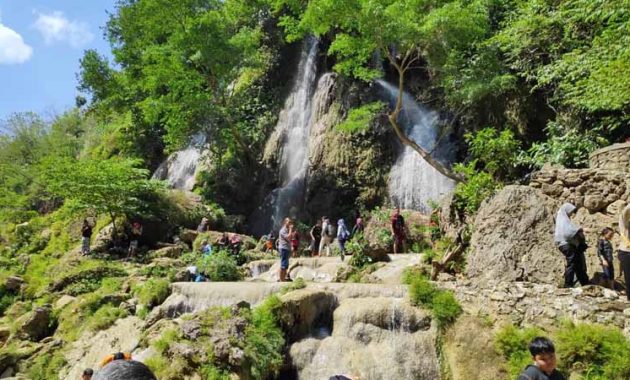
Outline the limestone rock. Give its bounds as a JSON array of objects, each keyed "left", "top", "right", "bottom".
[
  {"left": 279, "top": 289, "right": 337, "bottom": 342},
  {"left": 54, "top": 295, "right": 76, "bottom": 311},
  {"left": 0, "top": 327, "right": 10, "bottom": 345},
  {"left": 149, "top": 245, "right": 182, "bottom": 259},
  {"left": 467, "top": 185, "right": 563, "bottom": 285},
  {"left": 4, "top": 276, "right": 23, "bottom": 292},
  {"left": 17, "top": 306, "right": 54, "bottom": 341}
]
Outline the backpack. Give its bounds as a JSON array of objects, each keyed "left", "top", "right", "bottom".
[
  {"left": 326, "top": 223, "right": 336, "bottom": 238},
  {"left": 340, "top": 228, "right": 349, "bottom": 241}
]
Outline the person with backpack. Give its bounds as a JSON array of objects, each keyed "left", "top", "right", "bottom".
[
  {"left": 319, "top": 217, "right": 335, "bottom": 256},
  {"left": 309, "top": 219, "right": 322, "bottom": 256},
  {"left": 81, "top": 219, "right": 93, "bottom": 255},
  {"left": 390, "top": 208, "right": 406, "bottom": 254},
  {"left": 290, "top": 222, "right": 300, "bottom": 257},
  {"left": 337, "top": 218, "right": 350, "bottom": 261},
  {"left": 554, "top": 203, "right": 590, "bottom": 287}
]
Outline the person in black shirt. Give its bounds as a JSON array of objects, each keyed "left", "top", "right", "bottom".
[
  {"left": 309, "top": 219, "right": 322, "bottom": 256},
  {"left": 81, "top": 219, "right": 93, "bottom": 255},
  {"left": 517, "top": 337, "right": 565, "bottom": 380}
]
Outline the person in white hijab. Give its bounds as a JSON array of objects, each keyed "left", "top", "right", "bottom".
[
  {"left": 554, "top": 203, "right": 590, "bottom": 287},
  {"left": 618, "top": 204, "right": 630, "bottom": 300}
]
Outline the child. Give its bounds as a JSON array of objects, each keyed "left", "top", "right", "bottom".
[
  {"left": 597, "top": 227, "right": 615, "bottom": 289},
  {"left": 517, "top": 337, "right": 565, "bottom": 380}
]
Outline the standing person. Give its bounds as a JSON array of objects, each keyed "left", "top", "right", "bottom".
[
  {"left": 554, "top": 203, "right": 590, "bottom": 287},
  {"left": 127, "top": 222, "right": 143, "bottom": 259},
  {"left": 290, "top": 222, "right": 300, "bottom": 258},
  {"left": 351, "top": 216, "right": 364, "bottom": 238},
  {"left": 337, "top": 219, "right": 350, "bottom": 261},
  {"left": 197, "top": 217, "right": 209, "bottom": 233},
  {"left": 278, "top": 217, "right": 292, "bottom": 282},
  {"left": 390, "top": 208, "right": 406, "bottom": 253},
  {"left": 200, "top": 239, "right": 212, "bottom": 256},
  {"left": 216, "top": 232, "right": 229, "bottom": 250},
  {"left": 81, "top": 219, "right": 93, "bottom": 255},
  {"left": 517, "top": 337, "right": 566, "bottom": 380},
  {"left": 264, "top": 231, "right": 275, "bottom": 254},
  {"left": 319, "top": 217, "right": 335, "bottom": 256},
  {"left": 618, "top": 204, "right": 630, "bottom": 300},
  {"left": 597, "top": 227, "right": 615, "bottom": 290},
  {"left": 309, "top": 219, "right": 322, "bottom": 256}
]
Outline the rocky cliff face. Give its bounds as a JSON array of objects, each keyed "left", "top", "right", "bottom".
[{"left": 467, "top": 146, "right": 630, "bottom": 286}]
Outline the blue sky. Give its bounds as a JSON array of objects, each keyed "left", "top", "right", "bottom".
[{"left": 0, "top": 0, "right": 117, "bottom": 121}]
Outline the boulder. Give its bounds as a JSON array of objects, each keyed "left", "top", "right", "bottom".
[
  {"left": 16, "top": 305, "right": 54, "bottom": 341},
  {"left": 467, "top": 185, "right": 563, "bottom": 285},
  {"left": 4, "top": 276, "right": 23, "bottom": 292},
  {"left": 54, "top": 295, "right": 77, "bottom": 311},
  {"left": 179, "top": 229, "right": 199, "bottom": 244},
  {"left": 0, "top": 327, "right": 10, "bottom": 345},
  {"left": 149, "top": 245, "right": 183, "bottom": 259}
]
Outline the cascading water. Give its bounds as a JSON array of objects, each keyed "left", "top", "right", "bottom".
[
  {"left": 251, "top": 37, "right": 320, "bottom": 235},
  {"left": 152, "top": 133, "right": 205, "bottom": 191},
  {"left": 377, "top": 80, "right": 456, "bottom": 212}
]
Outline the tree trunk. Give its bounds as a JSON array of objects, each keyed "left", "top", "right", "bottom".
[{"left": 388, "top": 64, "right": 463, "bottom": 183}]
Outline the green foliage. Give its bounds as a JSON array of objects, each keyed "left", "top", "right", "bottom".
[
  {"left": 27, "top": 351, "right": 67, "bottom": 380},
  {"left": 401, "top": 266, "right": 429, "bottom": 285},
  {"left": 346, "top": 233, "right": 373, "bottom": 269},
  {"left": 494, "top": 324, "right": 545, "bottom": 379},
  {"left": 280, "top": 277, "right": 306, "bottom": 294},
  {"left": 337, "top": 102, "right": 385, "bottom": 133},
  {"left": 0, "top": 285, "right": 17, "bottom": 317},
  {"left": 520, "top": 122, "right": 607, "bottom": 169},
  {"left": 453, "top": 163, "right": 499, "bottom": 214},
  {"left": 40, "top": 156, "right": 162, "bottom": 232},
  {"left": 555, "top": 321, "right": 630, "bottom": 379},
  {"left": 197, "top": 250, "right": 243, "bottom": 281},
  {"left": 244, "top": 295, "right": 285, "bottom": 379},
  {"left": 408, "top": 277, "right": 462, "bottom": 327},
  {"left": 134, "top": 278, "right": 171, "bottom": 308}
]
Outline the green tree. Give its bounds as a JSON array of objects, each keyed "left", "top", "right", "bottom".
[{"left": 40, "top": 157, "right": 161, "bottom": 235}]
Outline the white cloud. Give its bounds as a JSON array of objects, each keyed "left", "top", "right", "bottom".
[
  {"left": 0, "top": 18, "right": 33, "bottom": 64},
  {"left": 33, "top": 10, "right": 93, "bottom": 48}
]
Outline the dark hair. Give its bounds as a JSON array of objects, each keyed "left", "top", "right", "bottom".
[
  {"left": 600, "top": 227, "right": 614, "bottom": 236},
  {"left": 83, "top": 368, "right": 94, "bottom": 376},
  {"left": 93, "top": 360, "right": 156, "bottom": 380},
  {"left": 529, "top": 337, "right": 556, "bottom": 356}
]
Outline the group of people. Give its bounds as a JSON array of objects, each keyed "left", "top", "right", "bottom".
[
  {"left": 80, "top": 219, "right": 143, "bottom": 259},
  {"left": 554, "top": 202, "right": 630, "bottom": 300}
]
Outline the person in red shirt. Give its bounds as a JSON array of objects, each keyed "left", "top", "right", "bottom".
[{"left": 390, "top": 208, "right": 406, "bottom": 254}]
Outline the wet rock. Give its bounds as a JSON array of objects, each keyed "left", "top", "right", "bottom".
[
  {"left": 16, "top": 305, "right": 54, "bottom": 341},
  {"left": 279, "top": 289, "right": 337, "bottom": 342}
]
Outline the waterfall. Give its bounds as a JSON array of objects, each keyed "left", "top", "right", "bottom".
[
  {"left": 376, "top": 80, "right": 456, "bottom": 212},
  {"left": 152, "top": 133, "right": 205, "bottom": 191},
  {"left": 251, "top": 37, "right": 321, "bottom": 235}
]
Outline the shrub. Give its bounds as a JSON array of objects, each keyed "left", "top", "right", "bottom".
[
  {"left": 408, "top": 277, "right": 461, "bottom": 327},
  {"left": 401, "top": 266, "right": 429, "bottom": 285},
  {"left": 134, "top": 278, "right": 171, "bottom": 308},
  {"left": 346, "top": 233, "right": 373, "bottom": 268},
  {"left": 556, "top": 321, "right": 630, "bottom": 379},
  {"left": 453, "top": 163, "right": 500, "bottom": 214},
  {"left": 494, "top": 324, "right": 550, "bottom": 378},
  {"left": 197, "top": 250, "right": 242, "bottom": 281}
]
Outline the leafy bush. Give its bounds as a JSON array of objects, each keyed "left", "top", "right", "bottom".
[
  {"left": 0, "top": 284, "right": 17, "bottom": 316},
  {"left": 197, "top": 250, "right": 242, "bottom": 281},
  {"left": 337, "top": 102, "right": 385, "bottom": 133},
  {"left": 556, "top": 321, "right": 630, "bottom": 379},
  {"left": 408, "top": 277, "right": 461, "bottom": 327},
  {"left": 346, "top": 233, "right": 373, "bottom": 269},
  {"left": 134, "top": 278, "right": 171, "bottom": 308},
  {"left": 401, "top": 266, "right": 429, "bottom": 285},
  {"left": 520, "top": 123, "right": 607, "bottom": 169},
  {"left": 494, "top": 324, "right": 545, "bottom": 379}
]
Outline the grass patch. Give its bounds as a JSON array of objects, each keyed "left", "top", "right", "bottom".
[
  {"left": 87, "top": 304, "right": 128, "bottom": 331},
  {"left": 244, "top": 295, "right": 285, "bottom": 379},
  {"left": 26, "top": 351, "right": 67, "bottom": 380},
  {"left": 134, "top": 278, "right": 171, "bottom": 308},
  {"left": 197, "top": 250, "right": 242, "bottom": 281}
]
